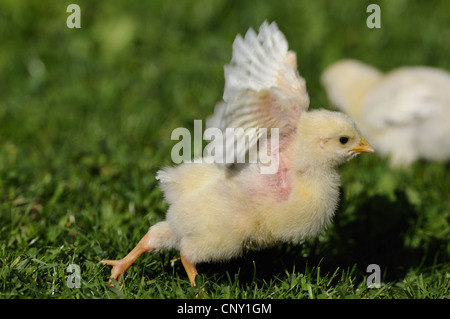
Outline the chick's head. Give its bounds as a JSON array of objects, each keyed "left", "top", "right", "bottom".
[{"left": 297, "top": 109, "right": 374, "bottom": 167}]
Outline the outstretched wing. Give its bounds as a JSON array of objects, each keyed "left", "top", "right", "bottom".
[{"left": 206, "top": 21, "right": 309, "bottom": 165}]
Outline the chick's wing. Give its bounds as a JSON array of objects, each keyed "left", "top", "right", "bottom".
[{"left": 206, "top": 21, "right": 309, "bottom": 163}]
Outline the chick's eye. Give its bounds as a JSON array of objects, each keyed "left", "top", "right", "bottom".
[{"left": 339, "top": 136, "right": 349, "bottom": 144}]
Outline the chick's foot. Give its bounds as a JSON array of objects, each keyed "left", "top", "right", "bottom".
[
  {"left": 101, "top": 232, "right": 154, "bottom": 286},
  {"left": 100, "top": 259, "right": 132, "bottom": 285}
]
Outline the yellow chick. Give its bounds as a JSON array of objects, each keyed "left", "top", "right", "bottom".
[
  {"left": 321, "top": 59, "right": 450, "bottom": 167},
  {"left": 101, "top": 21, "right": 374, "bottom": 286}
]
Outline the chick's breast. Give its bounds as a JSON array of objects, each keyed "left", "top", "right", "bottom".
[{"left": 252, "top": 168, "right": 341, "bottom": 246}]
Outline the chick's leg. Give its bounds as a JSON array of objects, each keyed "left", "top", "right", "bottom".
[
  {"left": 101, "top": 232, "right": 154, "bottom": 285},
  {"left": 180, "top": 252, "right": 207, "bottom": 299},
  {"left": 180, "top": 252, "right": 198, "bottom": 286}
]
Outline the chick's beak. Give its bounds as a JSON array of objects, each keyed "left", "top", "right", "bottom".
[{"left": 349, "top": 136, "right": 375, "bottom": 153}]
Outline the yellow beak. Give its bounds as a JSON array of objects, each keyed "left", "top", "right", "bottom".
[{"left": 349, "top": 136, "right": 375, "bottom": 153}]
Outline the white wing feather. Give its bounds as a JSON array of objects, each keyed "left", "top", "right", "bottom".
[{"left": 206, "top": 21, "right": 309, "bottom": 165}]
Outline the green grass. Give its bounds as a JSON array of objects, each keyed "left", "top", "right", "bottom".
[{"left": 0, "top": 0, "right": 449, "bottom": 299}]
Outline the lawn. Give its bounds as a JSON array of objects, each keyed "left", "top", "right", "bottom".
[{"left": 0, "top": 0, "right": 449, "bottom": 300}]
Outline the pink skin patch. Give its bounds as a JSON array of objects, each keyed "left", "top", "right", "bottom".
[
  {"left": 266, "top": 157, "right": 292, "bottom": 201},
  {"left": 243, "top": 156, "right": 292, "bottom": 203},
  {"left": 243, "top": 127, "right": 295, "bottom": 202},
  {"left": 261, "top": 129, "right": 295, "bottom": 202}
]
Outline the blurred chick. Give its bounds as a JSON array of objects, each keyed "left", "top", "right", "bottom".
[
  {"left": 321, "top": 59, "right": 450, "bottom": 167},
  {"left": 101, "top": 22, "right": 374, "bottom": 286}
]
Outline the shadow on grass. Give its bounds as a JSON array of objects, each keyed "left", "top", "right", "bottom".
[{"left": 196, "top": 191, "right": 447, "bottom": 285}]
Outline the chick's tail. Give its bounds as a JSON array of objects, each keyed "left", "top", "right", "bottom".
[
  {"left": 156, "top": 169, "right": 173, "bottom": 183},
  {"left": 156, "top": 163, "right": 218, "bottom": 205},
  {"left": 156, "top": 167, "right": 180, "bottom": 205}
]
